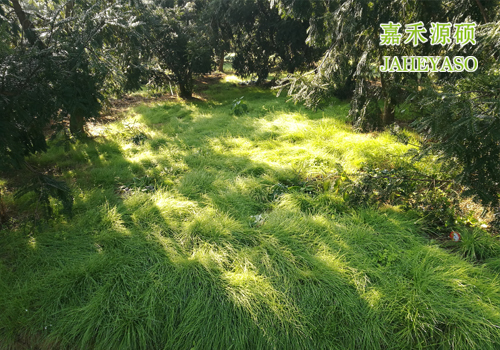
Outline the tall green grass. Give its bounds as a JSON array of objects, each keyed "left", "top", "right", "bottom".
[{"left": 1, "top": 75, "right": 499, "bottom": 349}]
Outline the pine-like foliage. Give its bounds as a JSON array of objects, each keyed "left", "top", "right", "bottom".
[
  {"left": 144, "top": 1, "right": 213, "bottom": 98},
  {"left": 273, "top": 0, "right": 498, "bottom": 130},
  {"left": 0, "top": 48, "right": 54, "bottom": 167},
  {"left": 409, "top": 20, "right": 500, "bottom": 209},
  {"left": 411, "top": 72, "right": 500, "bottom": 208},
  {"left": 14, "top": 173, "right": 73, "bottom": 218},
  {"left": 0, "top": 0, "right": 141, "bottom": 217}
]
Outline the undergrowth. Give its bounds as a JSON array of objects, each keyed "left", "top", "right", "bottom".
[{"left": 1, "top": 74, "right": 499, "bottom": 350}]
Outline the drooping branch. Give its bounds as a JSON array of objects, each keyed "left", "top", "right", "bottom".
[
  {"left": 474, "top": 0, "right": 489, "bottom": 23},
  {"left": 10, "top": 0, "right": 46, "bottom": 49}
]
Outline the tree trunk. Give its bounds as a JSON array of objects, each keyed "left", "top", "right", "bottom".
[
  {"left": 256, "top": 67, "right": 269, "bottom": 85},
  {"left": 179, "top": 85, "right": 192, "bottom": 99},
  {"left": 382, "top": 98, "right": 395, "bottom": 126},
  {"left": 178, "top": 79, "right": 192, "bottom": 98},
  {"left": 11, "top": 0, "right": 46, "bottom": 49},
  {"left": 375, "top": 26, "right": 395, "bottom": 127},
  {"left": 340, "top": 68, "right": 356, "bottom": 100},
  {"left": 65, "top": 0, "right": 75, "bottom": 18},
  {"left": 218, "top": 50, "right": 224, "bottom": 72},
  {"left": 177, "top": 71, "right": 193, "bottom": 98},
  {"left": 379, "top": 71, "right": 395, "bottom": 126},
  {"left": 70, "top": 109, "right": 85, "bottom": 137}
]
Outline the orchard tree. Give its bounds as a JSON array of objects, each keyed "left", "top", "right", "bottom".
[
  {"left": 220, "top": 0, "right": 319, "bottom": 84},
  {"left": 273, "top": 0, "right": 500, "bottom": 211},
  {"left": 230, "top": 0, "right": 277, "bottom": 83},
  {"left": 273, "top": 0, "right": 498, "bottom": 130},
  {"left": 145, "top": 1, "right": 213, "bottom": 98},
  {"left": 0, "top": 0, "right": 141, "bottom": 141},
  {"left": 205, "top": 0, "right": 233, "bottom": 72},
  {"left": 408, "top": 20, "right": 500, "bottom": 209},
  {"left": 0, "top": 0, "right": 141, "bottom": 215}
]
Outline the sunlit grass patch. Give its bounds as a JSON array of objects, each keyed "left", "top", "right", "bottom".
[{"left": 223, "top": 74, "right": 243, "bottom": 84}]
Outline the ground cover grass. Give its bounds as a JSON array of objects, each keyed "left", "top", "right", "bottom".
[{"left": 1, "top": 75, "right": 500, "bottom": 349}]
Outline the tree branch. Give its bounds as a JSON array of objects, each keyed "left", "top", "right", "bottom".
[
  {"left": 474, "top": 0, "right": 489, "bottom": 23},
  {"left": 10, "top": 0, "right": 46, "bottom": 49}
]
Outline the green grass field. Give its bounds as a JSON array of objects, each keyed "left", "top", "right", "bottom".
[{"left": 1, "top": 75, "right": 500, "bottom": 349}]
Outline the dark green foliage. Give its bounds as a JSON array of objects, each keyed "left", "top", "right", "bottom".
[
  {"left": 350, "top": 80, "right": 383, "bottom": 131},
  {"left": 145, "top": 68, "right": 174, "bottom": 93},
  {"left": 266, "top": 174, "right": 335, "bottom": 203},
  {"left": 0, "top": 45, "right": 102, "bottom": 161},
  {"left": 231, "top": 96, "right": 248, "bottom": 115},
  {"left": 204, "top": 0, "right": 233, "bottom": 71},
  {"left": 334, "top": 165, "right": 463, "bottom": 233},
  {"left": 0, "top": 49, "right": 53, "bottom": 167},
  {"left": 145, "top": 2, "right": 213, "bottom": 98},
  {"left": 274, "top": 18, "right": 320, "bottom": 73},
  {"left": 15, "top": 173, "right": 73, "bottom": 218},
  {"left": 0, "top": 0, "right": 139, "bottom": 158},
  {"left": 228, "top": 0, "right": 319, "bottom": 83},
  {"left": 410, "top": 73, "right": 500, "bottom": 208},
  {"left": 268, "top": 182, "right": 289, "bottom": 201},
  {"left": 0, "top": 0, "right": 142, "bottom": 218},
  {"left": 128, "top": 133, "right": 148, "bottom": 145},
  {"left": 227, "top": 0, "right": 274, "bottom": 82}
]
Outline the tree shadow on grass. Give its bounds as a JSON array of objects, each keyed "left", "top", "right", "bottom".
[
  {"left": 254, "top": 199, "right": 500, "bottom": 349},
  {"left": 2, "top": 91, "right": 500, "bottom": 349},
  {"left": 125, "top": 98, "right": 500, "bottom": 346},
  {"left": 0, "top": 125, "right": 379, "bottom": 350}
]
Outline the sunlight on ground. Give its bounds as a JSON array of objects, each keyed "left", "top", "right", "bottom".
[
  {"left": 224, "top": 74, "right": 244, "bottom": 84},
  {"left": 2, "top": 78, "right": 500, "bottom": 350},
  {"left": 28, "top": 236, "right": 37, "bottom": 249}
]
